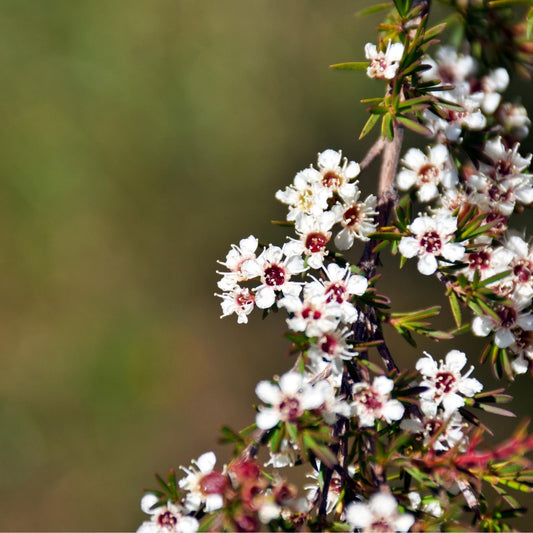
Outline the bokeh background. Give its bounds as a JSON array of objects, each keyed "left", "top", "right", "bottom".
[{"left": 0, "top": 1, "right": 532, "bottom": 530}]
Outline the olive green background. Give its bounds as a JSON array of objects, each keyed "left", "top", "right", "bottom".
[{"left": 0, "top": 1, "right": 531, "bottom": 530}]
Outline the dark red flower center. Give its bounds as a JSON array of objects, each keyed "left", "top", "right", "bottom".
[
  {"left": 158, "top": 511, "right": 178, "bottom": 529},
  {"left": 468, "top": 250, "right": 491, "bottom": 270},
  {"left": 420, "top": 231, "right": 442, "bottom": 254},
  {"left": 302, "top": 306, "right": 322, "bottom": 321},
  {"left": 343, "top": 206, "right": 361, "bottom": 227},
  {"left": 434, "top": 371, "right": 456, "bottom": 394},
  {"left": 495, "top": 159, "right": 515, "bottom": 177},
  {"left": 359, "top": 389, "right": 383, "bottom": 411},
  {"left": 263, "top": 264, "right": 286, "bottom": 287},
  {"left": 321, "top": 334, "right": 338, "bottom": 355},
  {"left": 513, "top": 261, "right": 532, "bottom": 283},
  {"left": 498, "top": 306, "right": 517, "bottom": 329},
  {"left": 325, "top": 281, "right": 347, "bottom": 303},
  {"left": 235, "top": 291, "right": 254, "bottom": 307},
  {"left": 305, "top": 232, "right": 329, "bottom": 253},
  {"left": 279, "top": 397, "right": 302, "bottom": 422},
  {"left": 418, "top": 164, "right": 440, "bottom": 183},
  {"left": 322, "top": 171, "right": 342, "bottom": 189}
]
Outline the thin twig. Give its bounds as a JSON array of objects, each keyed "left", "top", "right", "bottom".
[{"left": 360, "top": 137, "right": 386, "bottom": 171}]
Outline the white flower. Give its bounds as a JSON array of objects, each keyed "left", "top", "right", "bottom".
[
  {"left": 308, "top": 327, "right": 357, "bottom": 370},
  {"left": 365, "top": 40, "right": 404, "bottom": 80},
  {"left": 497, "top": 102, "right": 530, "bottom": 139},
  {"left": 396, "top": 144, "right": 458, "bottom": 202},
  {"left": 305, "top": 263, "right": 368, "bottom": 323},
  {"left": 352, "top": 376, "right": 404, "bottom": 427},
  {"left": 265, "top": 439, "right": 299, "bottom": 468},
  {"left": 242, "top": 242, "right": 306, "bottom": 309},
  {"left": 216, "top": 285, "right": 255, "bottom": 323},
  {"left": 472, "top": 303, "right": 533, "bottom": 349},
  {"left": 421, "top": 46, "right": 476, "bottom": 86},
  {"left": 398, "top": 214, "right": 465, "bottom": 275},
  {"left": 316, "top": 149, "right": 360, "bottom": 198},
  {"left": 401, "top": 411, "right": 467, "bottom": 452},
  {"left": 138, "top": 495, "right": 199, "bottom": 533},
  {"left": 407, "top": 492, "right": 443, "bottom": 518},
  {"left": 217, "top": 235, "right": 259, "bottom": 290},
  {"left": 255, "top": 372, "right": 325, "bottom": 429},
  {"left": 416, "top": 350, "right": 483, "bottom": 416},
  {"left": 275, "top": 168, "right": 333, "bottom": 223},
  {"left": 292, "top": 211, "right": 337, "bottom": 269},
  {"left": 481, "top": 68, "right": 509, "bottom": 114},
  {"left": 179, "top": 452, "right": 227, "bottom": 513},
  {"left": 346, "top": 491, "right": 415, "bottom": 532},
  {"left": 333, "top": 190, "right": 378, "bottom": 248},
  {"left": 278, "top": 293, "right": 342, "bottom": 338}
]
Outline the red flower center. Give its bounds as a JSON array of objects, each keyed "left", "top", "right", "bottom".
[
  {"left": 263, "top": 264, "right": 286, "bottom": 287},
  {"left": 199, "top": 471, "right": 228, "bottom": 495},
  {"left": 322, "top": 171, "right": 342, "bottom": 189},
  {"left": 305, "top": 232, "right": 329, "bottom": 253},
  {"left": 343, "top": 205, "right": 361, "bottom": 227},
  {"left": 434, "top": 371, "right": 456, "bottom": 394},
  {"left": 420, "top": 231, "right": 442, "bottom": 254},
  {"left": 158, "top": 511, "right": 178, "bottom": 529}
]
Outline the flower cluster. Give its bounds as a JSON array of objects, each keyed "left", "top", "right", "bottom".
[{"left": 140, "top": 3, "right": 533, "bottom": 532}]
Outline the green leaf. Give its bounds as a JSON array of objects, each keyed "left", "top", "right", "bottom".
[
  {"left": 359, "top": 113, "right": 381, "bottom": 139},
  {"left": 330, "top": 61, "right": 369, "bottom": 71},
  {"left": 396, "top": 115, "right": 432, "bottom": 136},
  {"left": 448, "top": 291, "right": 462, "bottom": 328},
  {"left": 357, "top": 2, "right": 393, "bottom": 16}
]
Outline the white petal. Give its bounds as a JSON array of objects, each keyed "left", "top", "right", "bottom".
[
  {"left": 178, "top": 517, "right": 200, "bottom": 533},
  {"left": 410, "top": 215, "right": 433, "bottom": 235},
  {"left": 403, "top": 147, "right": 426, "bottom": 170},
  {"left": 395, "top": 512, "right": 416, "bottom": 532},
  {"left": 256, "top": 408, "right": 281, "bottom": 430},
  {"left": 334, "top": 228, "right": 354, "bottom": 251},
  {"left": 137, "top": 522, "right": 158, "bottom": 533},
  {"left": 458, "top": 377, "right": 483, "bottom": 397},
  {"left": 396, "top": 169, "right": 417, "bottom": 190},
  {"left": 140, "top": 494, "right": 159, "bottom": 515},
  {"left": 495, "top": 329, "right": 514, "bottom": 348},
  {"left": 429, "top": 144, "right": 449, "bottom": 166},
  {"left": 416, "top": 354, "right": 438, "bottom": 377},
  {"left": 369, "top": 492, "right": 398, "bottom": 515},
  {"left": 255, "top": 381, "right": 282, "bottom": 405},
  {"left": 383, "top": 399, "right": 405, "bottom": 421},
  {"left": 279, "top": 372, "right": 304, "bottom": 395},
  {"left": 442, "top": 393, "right": 465, "bottom": 414},
  {"left": 345, "top": 161, "right": 361, "bottom": 179},
  {"left": 347, "top": 274, "right": 368, "bottom": 295},
  {"left": 472, "top": 316, "right": 492, "bottom": 337},
  {"left": 255, "top": 286, "right": 276, "bottom": 309},
  {"left": 196, "top": 451, "right": 216, "bottom": 473},
  {"left": 318, "top": 149, "right": 341, "bottom": 170},
  {"left": 373, "top": 375, "right": 394, "bottom": 395},
  {"left": 346, "top": 502, "right": 372, "bottom": 527},
  {"left": 205, "top": 494, "right": 224, "bottom": 512},
  {"left": 398, "top": 237, "right": 419, "bottom": 258},
  {"left": 364, "top": 43, "right": 378, "bottom": 60},
  {"left": 445, "top": 350, "right": 466, "bottom": 372},
  {"left": 301, "top": 387, "right": 326, "bottom": 410},
  {"left": 512, "top": 354, "right": 529, "bottom": 374},
  {"left": 417, "top": 254, "right": 438, "bottom": 275},
  {"left": 388, "top": 42, "right": 405, "bottom": 62},
  {"left": 441, "top": 243, "right": 465, "bottom": 262},
  {"left": 417, "top": 183, "right": 439, "bottom": 202}
]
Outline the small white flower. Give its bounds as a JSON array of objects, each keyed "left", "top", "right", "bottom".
[
  {"left": 179, "top": 452, "right": 227, "bottom": 513},
  {"left": 333, "top": 190, "right": 378, "bottom": 248},
  {"left": 416, "top": 350, "right": 483, "bottom": 416},
  {"left": 365, "top": 40, "right": 404, "bottom": 80},
  {"left": 397, "top": 144, "right": 458, "bottom": 203},
  {"left": 497, "top": 102, "right": 530, "bottom": 139},
  {"left": 472, "top": 303, "right": 533, "bottom": 349},
  {"left": 243, "top": 243, "right": 306, "bottom": 309},
  {"left": 316, "top": 149, "right": 360, "bottom": 198},
  {"left": 278, "top": 293, "right": 342, "bottom": 337},
  {"left": 352, "top": 376, "right": 404, "bottom": 427},
  {"left": 401, "top": 411, "right": 467, "bottom": 452},
  {"left": 216, "top": 285, "right": 255, "bottom": 324},
  {"left": 305, "top": 263, "right": 368, "bottom": 323},
  {"left": 346, "top": 491, "right": 415, "bottom": 532},
  {"left": 421, "top": 46, "right": 477, "bottom": 86},
  {"left": 255, "top": 372, "right": 325, "bottom": 429},
  {"left": 216, "top": 235, "right": 259, "bottom": 290},
  {"left": 138, "top": 495, "right": 199, "bottom": 533},
  {"left": 293, "top": 211, "right": 337, "bottom": 269},
  {"left": 398, "top": 214, "right": 465, "bottom": 275},
  {"left": 308, "top": 327, "right": 357, "bottom": 370}
]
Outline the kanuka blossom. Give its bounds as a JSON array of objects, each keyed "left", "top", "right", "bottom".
[
  {"left": 400, "top": 411, "right": 467, "bottom": 452},
  {"left": 275, "top": 168, "right": 332, "bottom": 223},
  {"left": 255, "top": 372, "right": 325, "bottom": 430},
  {"left": 138, "top": 494, "right": 199, "bottom": 533},
  {"left": 307, "top": 327, "right": 357, "bottom": 371},
  {"left": 351, "top": 376, "right": 404, "bottom": 427},
  {"left": 216, "top": 286, "right": 255, "bottom": 324},
  {"left": 345, "top": 491, "right": 415, "bottom": 533},
  {"left": 241, "top": 242, "right": 305, "bottom": 309},
  {"left": 179, "top": 452, "right": 228, "bottom": 513},
  {"left": 278, "top": 292, "right": 342, "bottom": 338},
  {"left": 216, "top": 235, "right": 259, "bottom": 291},
  {"left": 292, "top": 211, "right": 337, "bottom": 269},
  {"left": 332, "top": 188, "right": 378, "bottom": 248},
  {"left": 365, "top": 40, "right": 404, "bottom": 80},
  {"left": 396, "top": 144, "right": 458, "bottom": 203},
  {"left": 304, "top": 263, "right": 368, "bottom": 324},
  {"left": 421, "top": 46, "right": 477, "bottom": 86},
  {"left": 509, "top": 326, "right": 533, "bottom": 375},
  {"left": 315, "top": 149, "right": 361, "bottom": 198},
  {"left": 472, "top": 302, "right": 533, "bottom": 349},
  {"left": 461, "top": 238, "right": 513, "bottom": 283},
  {"left": 398, "top": 214, "right": 465, "bottom": 275},
  {"left": 497, "top": 102, "right": 531, "bottom": 139},
  {"left": 480, "top": 68, "right": 510, "bottom": 114},
  {"left": 416, "top": 350, "right": 483, "bottom": 417}
]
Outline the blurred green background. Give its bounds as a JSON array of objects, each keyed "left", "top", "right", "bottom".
[{"left": 0, "top": 1, "right": 531, "bottom": 530}]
